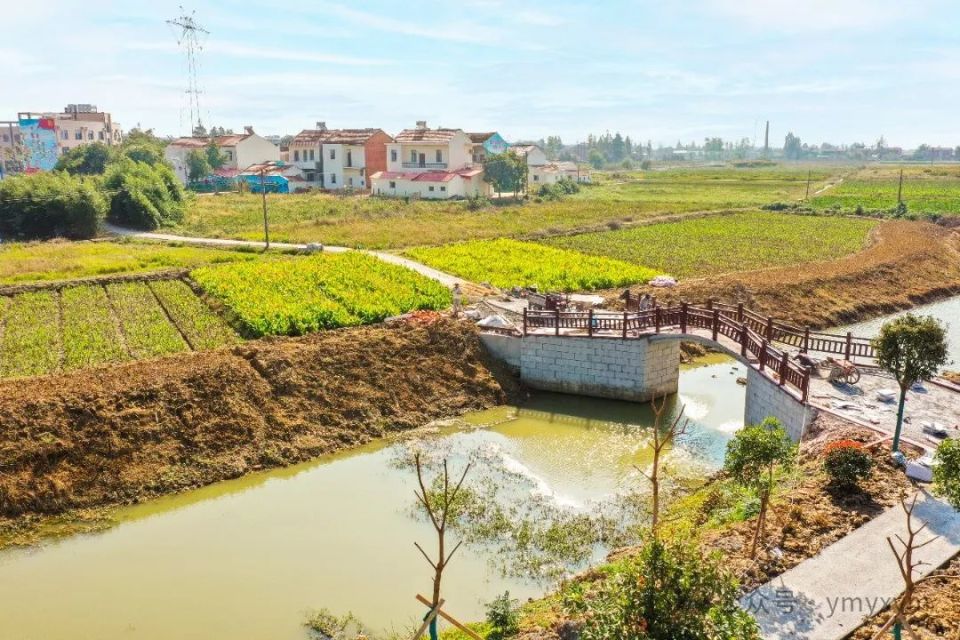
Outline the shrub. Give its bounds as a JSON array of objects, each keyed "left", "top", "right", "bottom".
[
  {"left": 54, "top": 143, "right": 115, "bottom": 175},
  {"left": 823, "top": 440, "right": 873, "bottom": 488},
  {"left": 0, "top": 172, "right": 105, "bottom": 240},
  {"left": 103, "top": 159, "right": 185, "bottom": 229},
  {"left": 564, "top": 538, "right": 759, "bottom": 640},
  {"left": 640, "top": 160, "right": 652, "bottom": 170},
  {"left": 933, "top": 438, "right": 960, "bottom": 510},
  {"left": 465, "top": 192, "right": 490, "bottom": 211},
  {"left": 485, "top": 591, "right": 520, "bottom": 640}
]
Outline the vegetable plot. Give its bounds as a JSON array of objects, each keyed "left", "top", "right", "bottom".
[
  {"left": 62, "top": 285, "right": 127, "bottom": 369},
  {"left": 150, "top": 280, "right": 238, "bottom": 350},
  {"left": 192, "top": 252, "right": 451, "bottom": 337},
  {"left": 406, "top": 238, "right": 659, "bottom": 292},
  {"left": 106, "top": 282, "right": 188, "bottom": 358},
  {"left": 0, "top": 292, "right": 61, "bottom": 378}
]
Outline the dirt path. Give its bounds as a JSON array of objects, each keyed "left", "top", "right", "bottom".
[{"left": 745, "top": 491, "right": 960, "bottom": 640}]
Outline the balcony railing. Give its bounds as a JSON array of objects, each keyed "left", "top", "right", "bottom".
[{"left": 401, "top": 162, "right": 447, "bottom": 170}]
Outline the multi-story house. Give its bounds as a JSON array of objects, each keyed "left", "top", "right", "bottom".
[
  {"left": 468, "top": 132, "right": 509, "bottom": 164},
  {"left": 53, "top": 104, "right": 123, "bottom": 154},
  {"left": 164, "top": 127, "right": 279, "bottom": 184},
  {"left": 370, "top": 122, "right": 491, "bottom": 199},
  {"left": 6, "top": 104, "right": 123, "bottom": 173},
  {"left": 511, "top": 143, "right": 590, "bottom": 186},
  {"left": 289, "top": 123, "right": 393, "bottom": 190}
]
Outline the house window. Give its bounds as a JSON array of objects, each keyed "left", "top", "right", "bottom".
[
  {"left": 329, "top": 149, "right": 335, "bottom": 160},
  {"left": 533, "top": 175, "right": 539, "bottom": 182},
  {"left": 294, "top": 150, "right": 300, "bottom": 162},
  {"left": 88, "top": 131, "right": 94, "bottom": 140},
  {"left": 62, "top": 130, "right": 69, "bottom": 140},
  {"left": 348, "top": 177, "right": 354, "bottom": 186},
  {"left": 390, "top": 149, "right": 397, "bottom": 162},
  {"left": 346, "top": 151, "right": 352, "bottom": 167},
  {"left": 435, "top": 150, "right": 442, "bottom": 163},
  {"left": 98, "top": 131, "right": 104, "bottom": 140},
  {"left": 310, "top": 150, "right": 315, "bottom": 161},
  {"left": 410, "top": 150, "right": 417, "bottom": 163},
  {"left": 225, "top": 150, "right": 233, "bottom": 161},
  {"left": 428, "top": 186, "right": 435, "bottom": 192},
  {"left": 75, "top": 131, "right": 82, "bottom": 140},
  {"left": 389, "top": 181, "right": 396, "bottom": 189},
  {"left": 330, "top": 173, "right": 336, "bottom": 184},
  {"left": 440, "top": 186, "right": 446, "bottom": 192}
]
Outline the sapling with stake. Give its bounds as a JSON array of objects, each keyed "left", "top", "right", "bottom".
[{"left": 634, "top": 395, "right": 689, "bottom": 538}]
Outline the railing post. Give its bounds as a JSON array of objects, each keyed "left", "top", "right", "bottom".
[
  {"left": 802, "top": 369, "right": 810, "bottom": 403},
  {"left": 706, "top": 298, "right": 713, "bottom": 311},
  {"left": 740, "top": 327, "right": 748, "bottom": 357},
  {"left": 803, "top": 326, "right": 810, "bottom": 353},
  {"left": 588, "top": 309, "right": 594, "bottom": 337},
  {"left": 680, "top": 301, "right": 688, "bottom": 334},
  {"left": 522, "top": 308, "right": 527, "bottom": 336},
  {"left": 737, "top": 302, "right": 744, "bottom": 323},
  {"left": 759, "top": 340, "right": 767, "bottom": 371},
  {"left": 654, "top": 305, "right": 661, "bottom": 333},
  {"left": 765, "top": 316, "right": 774, "bottom": 342},
  {"left": 622, "top": 311, "right": 628, "bottom": 339},
  {"left": 712, "top": 308, "right": 719, "bottom": 341},
  {"left": 845, "top": 332, "right": 853, "bottom": 361},
  {"left": 555, "top": 308, "right": 560, "bottom": 336},
  {"left": 779, "top": 352, "right": 788, "bottom": 386}
]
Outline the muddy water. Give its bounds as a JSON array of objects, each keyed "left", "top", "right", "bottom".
[
  {"left": 0, "top": 359, "right": 746, "bottom": 640},
  {"left": 835, "top": 295, "right": 960, "bottom": 365}
]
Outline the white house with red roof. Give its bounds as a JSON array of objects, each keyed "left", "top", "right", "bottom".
[
  {"left": 289, "top": 123, "right": 393, "bottom": 190},
  {"left": 370, "top": 122, "right": 492, "bottom": 199},
  {"left": 164, "top": 126, "right": 279, "bottom": 184}
]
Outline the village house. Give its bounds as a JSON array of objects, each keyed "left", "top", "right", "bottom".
[
  {"left": 511, "top": 143, "right": 590, "bottom": 186},
  {"left": 370, "top": 122, "right": 491, "bottom": 199},
  {"left": 289, "top": 123, "right": 393, "bottom": 190},
  {"left": 164, "top": 126, "right": 279, "bottom": 184},
  {"left": 2, "top": 104, "right": 123, "bottom": 173},
  {"left": 468, "top": 131, "right": 509, "bottom": 164}
]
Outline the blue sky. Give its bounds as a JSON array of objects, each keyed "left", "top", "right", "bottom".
[{"left": 3, "top": 0, "right": 958, "bottom": 148}]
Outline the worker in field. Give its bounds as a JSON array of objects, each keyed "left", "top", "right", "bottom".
[{"left": 452, "top": 283, "right": 463, "bottom": 318}]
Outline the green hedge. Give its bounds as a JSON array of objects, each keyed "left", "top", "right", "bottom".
[{"left": 0, "top": 172, "right": 105, "bottom": 240}]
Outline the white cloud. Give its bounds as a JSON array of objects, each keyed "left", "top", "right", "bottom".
[
  {"left": 318, "top": 4, "right": 501, "bottom": 44},
  {"left": 702, "top": 0, "right": 933, "bottom": 32}
]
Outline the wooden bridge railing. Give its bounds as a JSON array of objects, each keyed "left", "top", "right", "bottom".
[{"left": 521, "top": 301, "right": 879, "bottom": 404}]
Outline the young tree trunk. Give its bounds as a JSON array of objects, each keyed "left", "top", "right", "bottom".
[
  {"left": 650, "top": 449, "right": 660, "bottom": 537},
  {"left": 892, "top": 383, "right": 908, "bottom": 452}
]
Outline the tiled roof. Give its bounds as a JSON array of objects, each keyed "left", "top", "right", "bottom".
[
  {"left": 510, "top": 144, "right": 541, "bottom": 156},
  {"left": 467, "top": 132, "right": 496, "bottom": 143},
  {"left": 291, "top": 128, "right": 389, "bottom": 146},
  {"left": 393, "top": 128, "right": 463, "bottom": 143},
  {"left": 372, "top": 166, "right": 483, "bottom": 183},
  {"left": 238, "top": 161, "right": 301, "bottom": 177}
]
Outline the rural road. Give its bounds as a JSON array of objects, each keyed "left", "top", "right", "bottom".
[
  {"left": 744, "top": 490, "right": 960, "bottom": 640},
  {"left": 104, "top": 224, "right": 467, "bottom": 289}
]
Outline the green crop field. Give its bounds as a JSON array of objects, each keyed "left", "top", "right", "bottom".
[
  {"left": 544, "top": 212, "right": 878, "bottom": 278},
  {"left": 191, "top": 252, "right": 451, "bottom": 337},
  {"left": 0, "top": 278, "right": 239, "bottom": 379},
  {"left": 181, "top": 165, "right": 838, "bottom": 249},
  {"left": 0, "top": 239, "right": 269, "bottom": 286},
  {"left": 810, "top": 164, "right": 960, "bottom": 217},
  {"left": 406, "top": 239, "right": 660, "bottom": 291}
]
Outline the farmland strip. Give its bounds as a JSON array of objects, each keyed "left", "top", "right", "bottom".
[
  {"left": 107, "top": 282, "right": 188, "bottom": 359},
  {"left": 102, "top": 283, "right": 133, "bottom": 359},
  {"left": 61, "top": 285, "right": 128, "bottom": 370},
  {"left": 146, "top": 280, "right": 195, "bottom": 351},
  {"left": 149, "top": 280, "right": 238, "bottom": 351},
  {"left": 0, "top": 292, "right": 61, "bottom": 378}
]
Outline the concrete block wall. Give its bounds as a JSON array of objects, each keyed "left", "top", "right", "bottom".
[
  {"left": 518, "top": 336, "right": 680, "bottom": 402},
  {"left": 744, "top": 367, "right": 817, "bottom": 441},
  {"left": 478, "top": 333, "right": 521, "bottom": 371}
]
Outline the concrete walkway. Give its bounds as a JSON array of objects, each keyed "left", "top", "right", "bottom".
[
  {"left": 743, "top": 490, "right": 960, "bottom": 640},
  {"left": 103, "top": 224, "right": 465, "bottom": 288}
]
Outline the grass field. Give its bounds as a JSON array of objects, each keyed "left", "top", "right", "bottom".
[
  {"left": 0, "top": 239, "right": 268, "bottom": 286},
  {"left": 192, "top": 252, "right": 451, "bottom": 336},
  {"left": 0, "top": 279, "right": 238, "bottom": 379},
  {"left": 181, "top": 166, "right": 837, "bottom": 249},
  {"left": 810, "top": 164, "right": 960, "bottom": 216},
  {"left": 544, "top": 212, "right": 878, "bottom": 278},
  {"left": 406, "top": 239, "right": 660, "bottom": 291}
]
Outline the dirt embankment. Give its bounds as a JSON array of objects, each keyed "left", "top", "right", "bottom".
[
  {"left": 620, "top": 220, "right": 960, "bottom": 329},
  {"left": 0, "top": 320, "right": 520, "bottom": 524}
]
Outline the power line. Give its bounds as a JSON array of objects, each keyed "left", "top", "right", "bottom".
[{"left": 167, "top": 6, "right": 210, "bottom": 136}]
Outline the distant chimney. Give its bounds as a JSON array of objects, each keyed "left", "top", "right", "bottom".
[
  {"left": 415, "top": 120, "right": 427, "bottom": 130},
  {"left": 244, "top": 126, "right": 254, "bottom": 135},
  {"left": 316, "top": 121, "right": 327, "bottom": 131}
]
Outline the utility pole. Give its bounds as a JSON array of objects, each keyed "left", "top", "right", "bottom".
[
  {"left": 763, "top": 120, "right": 770, "bottom": 158},
  {"left": 897, "top": 168, "right": 904, "bottom": 204},
  {"left": 805, "top": 169, "right": 811, "bottom": 200},
  {"left": 259, "top": 169, "right": 270, "bottom": 250}
]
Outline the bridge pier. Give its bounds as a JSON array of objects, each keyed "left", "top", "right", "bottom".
[
  {"left": 517, "top": 335, "right": 680, "bottom": 402},
  {"left": 744, "top": 367, "right": 817, "bottom": 441}
]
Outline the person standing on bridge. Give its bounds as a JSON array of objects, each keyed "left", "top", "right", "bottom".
[{"left": 639, "top": 293, "right": 653, "bottom": 312}]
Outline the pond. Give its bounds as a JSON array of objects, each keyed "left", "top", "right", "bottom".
[{"left": 0, "top": 358, "right": 747, "bottom": 639}]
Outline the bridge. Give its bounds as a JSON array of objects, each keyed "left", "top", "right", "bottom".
[{"left": 480, "top": 302, "right": 877, "bottom": 441}]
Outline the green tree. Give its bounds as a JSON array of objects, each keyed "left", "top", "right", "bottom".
[
  {"left": 205, "top": 141, "right": 226, "bottom": 170},
  {"left": 54, "top": 143, "right": 115, "bottom": 175},
  {"left": 483, "top": 151, "right": 526, "bottom": 196},
  {"left": 724, "top": 418, "right": 796, "bottom": 557},
  {"left": 611, "top": 133, "right": 626, "bottom": 162},
  {"left": 783, "top": 132, "right": 803, "bottom": 160},
  {"left": 103, "top": 159, "right": 185, "bottom": 230},
  {"left": 873, "top": 315, "right": 950, "bottom": 452},
  {"left": 0, "top": 172, "right": 105, "bottom": 239},
  {"left": 122, "top": 144, "right": 164, "bottom": 166},
  {"left": 588, "top": 149, "right": 605, "bottom": 170},
  {"left": 933, "top": 438, "right": 960, "bottom": 510},
  {"left": 186, "top": 149, "right": 212, "bottom": 182},
  {"left": 566, "top": 538, "right": 759, "bottom": 640}
]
